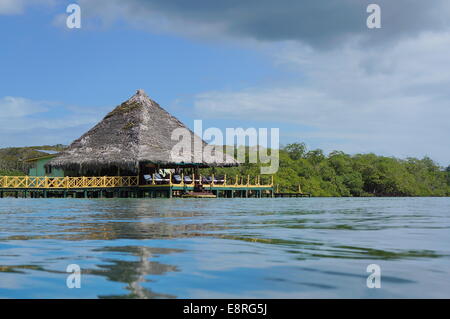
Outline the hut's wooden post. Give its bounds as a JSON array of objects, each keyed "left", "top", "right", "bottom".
[
  {"left": 168, "top": 177, "right": 173, "bottom": 197},
  {"left": 181, "top": 173, "right": 184, "bottom": 186},
  {"left": 247, "top": 175, "right": 250, "bottom": 186},
  {"left": 224, "top": 174, "right": 227, "bottom": 185},
  {"left": 152, "top": 173, "right": 155, "bottom": 185},
  {"left": 271, "top": 175, "right": 274, "bottom": 186},
  {"left": 137, "top": 164, "right": 141, "bottom": 186},
  {"left": 212, "top": 174, "right": 215, "bottom": 186},
  {"left": 235, "top": 175, "right": 238, "bottom": 185}
]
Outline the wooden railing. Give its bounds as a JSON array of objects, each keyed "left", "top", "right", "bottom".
[
  {"left": 0, "top": 176, "right": 139, "bottom": 189},
  {"left": 0, "top": 174, "right": 273, "bottom": 189},
  {"left": 145, "top": 173, "right": 274, "bottom": 188}
]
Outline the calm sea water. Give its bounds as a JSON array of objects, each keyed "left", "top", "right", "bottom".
[{"left": 0, "top": 197, "right": 449, "bottom": 298}]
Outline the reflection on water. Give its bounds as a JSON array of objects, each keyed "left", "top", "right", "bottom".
[
  {"left": 91, "top": 246, "right": 181, "bottom": 299},
  {"left": 0, "top": 197, "right": 449, "bottom": 298}
]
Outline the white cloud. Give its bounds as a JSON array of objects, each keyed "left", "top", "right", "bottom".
[
  {"left": 0, "top": 0, "right": 54, "bottom": 15},
  {"left": 0, "top": 96, "right": 101, "bottom": 147},
  {"left": 0, "top": 96, "right": 49, "bottom": 118},
  {"left": 0, "top": 0, "right": 24, "bottom": 14},
  {"left": 194, "top": 32, "right": 450, "bottom": 164}
]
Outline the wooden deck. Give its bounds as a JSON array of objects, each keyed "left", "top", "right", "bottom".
[{"left": 0, "top": 175, "right": 274, "bottom": 198}]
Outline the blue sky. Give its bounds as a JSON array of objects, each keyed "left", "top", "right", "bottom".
[{"left": 1, "top": 0, "right": 449, "bottom": 165}]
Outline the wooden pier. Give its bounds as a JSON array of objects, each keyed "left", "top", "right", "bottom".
[{"left": 0, "top": 175, "right": 274, "bottom": 199}]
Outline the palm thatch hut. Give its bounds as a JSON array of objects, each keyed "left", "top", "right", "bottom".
[{"left": 47, "top": 90, "right": 238, "bottom": 179}]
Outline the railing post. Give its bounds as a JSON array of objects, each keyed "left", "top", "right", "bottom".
[
  {"left": 247, "top": 175, "right": 250, "bottom": 186},
  {"left": 235, "top": 175, "right": 238, "bottom": 186},
  {"left": 271, "top": 175, "right": 274, "bottom": 186},
  {"left": 224, "top": 174, "right": 227, "bottom": 186},
  {"left": 152, "top": 173, "right": 155, "bottom": 185},
  {"left": 181, "top": 173, "right": 184, "bottom": 186},
  {"left": 212, "top": 174, "right": 215, "bottom": 186},
  {"left": 45, "top": 176, "right": 49, "bottom": 188}
]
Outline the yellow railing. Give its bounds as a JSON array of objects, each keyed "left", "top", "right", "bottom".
[
  {"left": 0, "top": 174, "right": 273, "bottom": 189},
  {"left": 0, "top": 176, "right": 139, "bottom": 189}
]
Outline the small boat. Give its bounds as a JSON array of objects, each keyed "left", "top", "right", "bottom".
[{"left": 181, "top": 192, "right": 217, "bottom": 198}]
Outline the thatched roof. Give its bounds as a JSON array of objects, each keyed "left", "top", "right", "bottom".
[{"left": 47, "top": 90, "right": 238, "bottom": 173}]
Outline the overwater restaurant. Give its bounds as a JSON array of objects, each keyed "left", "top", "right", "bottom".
[{"left": 0, "top": 90, "right": 274, "bottom": 198}]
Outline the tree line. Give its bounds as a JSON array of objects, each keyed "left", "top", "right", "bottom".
[{"left": 202, "top": 143, "right": 450, "bottom": 197}]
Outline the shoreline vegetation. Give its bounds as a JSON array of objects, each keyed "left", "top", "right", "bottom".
[
  {"left": 201, "top": 143, "right": 450, "bottom": 197},
  {"left": 1, "top": 143, "right": 449, "bottom": 197}
]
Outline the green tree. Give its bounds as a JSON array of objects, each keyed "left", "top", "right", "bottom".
[{"left": 284, "top": 143, "right": 307, "bottom": 160}]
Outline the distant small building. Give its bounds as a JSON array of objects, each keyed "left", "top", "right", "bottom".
[{"left": 25, "top": 154, "right": 64, "bottom": 177}]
